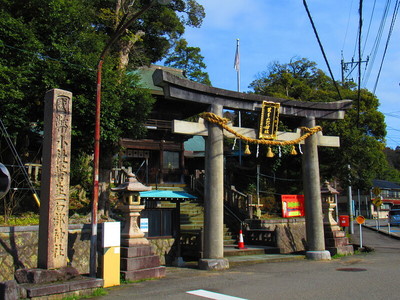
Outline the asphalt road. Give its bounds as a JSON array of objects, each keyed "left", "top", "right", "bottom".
[{"left": 92, "top": 225, "right": 400, "bottom": 300}]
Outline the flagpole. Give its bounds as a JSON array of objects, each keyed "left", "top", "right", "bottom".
[{"left": 234, "top": 38, "right": 242, "bottom": 165}]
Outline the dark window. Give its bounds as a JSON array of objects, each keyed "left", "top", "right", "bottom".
[
  {"left": 140, "top": 208, "right": 175, "bottom": 238},
  {"left": 163, "top": 151, "right": 179, "bottom": 169}
]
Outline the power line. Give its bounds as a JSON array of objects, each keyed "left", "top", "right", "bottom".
[
  {"left": 1, "top": 42, "right": 92, "bottom": 71},
  {"left": 373, "top": 0, "right": 400, "bottom": 94},
  {"left": 362, "top": 0, "right": 392, "bottom": 86},
  {"left": 362, "top": 0, "right": 377, "bottom": 56},
  {"left": 302, "top": 0, "right": 342, "bottom": 100}
]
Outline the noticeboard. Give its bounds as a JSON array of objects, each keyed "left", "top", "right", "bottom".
[{"left": 281, "top": 195, "right": 305, "bottom": 218}]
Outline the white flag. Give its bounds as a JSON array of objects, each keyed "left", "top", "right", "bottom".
[{"left": 234, "top": 39, "right": 240, "bottom": 71}]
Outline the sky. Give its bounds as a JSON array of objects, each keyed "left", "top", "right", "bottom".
[{"left": 179, "top": 0, "right": 400, "bottom": 149}]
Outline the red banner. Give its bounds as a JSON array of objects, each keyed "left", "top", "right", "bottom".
[{"left": 281, "top": 195, "right": 305, "bottom": 218}]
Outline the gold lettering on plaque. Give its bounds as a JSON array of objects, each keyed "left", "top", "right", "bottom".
[{"left": 259, "top": 101, "right": 280, "bottom": 140}]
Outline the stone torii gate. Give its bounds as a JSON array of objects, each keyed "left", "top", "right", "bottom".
[{"left": 153, "top": 69, "right": 352, "bottom": 270}]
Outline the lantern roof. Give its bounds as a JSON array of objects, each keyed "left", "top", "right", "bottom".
[
  {"left": 112, "top": 173, "right": 152, "bottom": 192},
  {"left": 320, "top": 181, "right": 339, "bottom": 195}
]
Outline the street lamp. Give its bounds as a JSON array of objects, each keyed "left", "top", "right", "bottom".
[{"left": 90, "top": 0, "right": 172, "bottom": 277}]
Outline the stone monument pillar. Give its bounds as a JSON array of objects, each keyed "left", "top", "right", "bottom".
[{"left": 38, "top": 89, "right": 72, "bottom": 269}]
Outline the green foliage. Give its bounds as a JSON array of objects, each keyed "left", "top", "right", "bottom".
[
  {"left": 165, "top": 38, "right": 211, "bottom": 85},
  {"left": 62, "top": 288, "right": 107, "bottom": 300},
  {"left": 0, "top": 0, "right": 205, "bottom": 213},
  {"left": 0, "top": 212, "right": 39, "bottom": 226}
]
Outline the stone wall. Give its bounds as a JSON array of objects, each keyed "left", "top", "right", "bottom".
[
  {"left": 0, "top": 225, "right": 177, "bottom": 282},
  {"left": 148, "top": 238, "right": 176, "bottom": 265},
  {"left": 248, "top": 218, "right": 307, "bottom": 253},
  {"left": 0, "top": 224, "right": 91, "bottom": 282}
]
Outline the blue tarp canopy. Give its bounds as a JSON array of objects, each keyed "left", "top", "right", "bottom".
[{"left": 139, "top": 190, "right": 197, "bottom": 201}]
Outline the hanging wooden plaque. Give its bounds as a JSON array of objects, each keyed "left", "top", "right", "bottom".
[{"left": 259, "top": 101, "right": 280, "bottom": 139}]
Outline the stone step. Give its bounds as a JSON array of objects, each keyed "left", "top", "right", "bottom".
[
  {"left": 224, "top": 245, "right": 281, "bottom": 257},
  {"left": 326, "top": 245, "right": 354, "bottom": 256},
  {"left": 324, "top": 230, "right": 346, "bottom": 238},
  {"left": 325, "top": 237, "right": 351, "bottom": 247},
  {"left": 21, "top": 277, "right": 104, "bottom": 299},
  {"left": 121, "top": 255, "right": 161, "bottom": 271},
  {"left": 120, "top": 266, "right": 166, "bottom": 281},
  {"left": 121, "top": 246, "right": 154, "bottom": 257}
]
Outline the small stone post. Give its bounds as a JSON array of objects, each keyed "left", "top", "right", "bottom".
[{"left": 38, "top": 89, "right": 72, "bottom": 269}]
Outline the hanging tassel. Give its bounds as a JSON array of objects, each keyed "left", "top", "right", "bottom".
[
  {"left": 298, "top": 143, "right": 303, "bottom": 154},
  {"left": 244, "top": 144, "right": 251, "bottom": 155},
  {"left": 266, "top": 146, "right": 274, "bottom": 158},
  {"left": 256, "top": 144, "right": 259, "bottom": 158},
  {"left": 290, "top": 145, "right": 297, "bottom": 155},
  {"left": 232, "top": 138, "right": 237, "bottom": 150}
]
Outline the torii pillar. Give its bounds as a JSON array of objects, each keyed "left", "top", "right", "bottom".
[
  {"left": 199, "top": 104, "right": 229, "bottom": 270},
  {"left": 302, "top": 117, "right": 331, "bottom": 260}
]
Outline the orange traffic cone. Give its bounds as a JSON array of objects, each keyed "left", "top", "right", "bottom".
[{"left": 236, "top": 229, "right": 247, "bottom": 249}]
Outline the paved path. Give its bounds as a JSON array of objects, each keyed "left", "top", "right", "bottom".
[{"left": 91, "top": 223, "right": 400, "bottom": 300}]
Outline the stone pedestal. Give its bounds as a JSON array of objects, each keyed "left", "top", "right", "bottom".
[
  {"left": 323, "top": 202, "right": 354, "bottom": 256},
  {"left": 119, "top": 204, "right": 165, "bottom": 281}
]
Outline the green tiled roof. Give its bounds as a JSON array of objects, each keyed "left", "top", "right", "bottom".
[{"left": 130, "top": 64, "right": 186, "bottom": 95}]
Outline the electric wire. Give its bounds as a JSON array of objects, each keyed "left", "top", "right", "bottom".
[
  {"left": 362, "top": 0, "right": 392, "bottom": 86},
  {"left": 362, "top": 0, "right": 377, "bottom": 56},
  {"left": 1, "top": 42, "right": 92, "bottom": 71},
  {"left": 342, "top": 0, "right": 355, "bottom": 51},
  {"left": 302, "top": 0, "right": 342, "bottom": 100},
  {"left": 373, "top": 0, "right": 400, "bottom": 94}
]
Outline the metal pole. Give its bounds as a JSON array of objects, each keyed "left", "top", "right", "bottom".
[
  {"left": 359, "top": 223, "right": 363, "bottom": 248},
  {"left": 256, "top": 164, "right": 260, "bottom": 207},
  {"left": 348, "top": 165, "right": 354, "bottom": 234},
  {"left": 90, "top": 1, "right": 157, "bottom": 277}
]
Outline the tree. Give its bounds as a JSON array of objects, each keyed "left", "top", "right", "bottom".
[
  {"left": 164, "top": 38, "right": 211, "bottom": 85},
  {"left": 0, "top": 0, "right": 206, "bottom": 214},
  {"left": 248, "top": 58, "right": 400, "bottom": 192}
]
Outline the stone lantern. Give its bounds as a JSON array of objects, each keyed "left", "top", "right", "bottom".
[
  {"left": 321, "top": 181, "right": 354, "bottom": 255},
  {"left": 112, "top": 172, "right": 151, "bottom": 246},
  {"left": 321, "top": 181, "right": 340, "bottom": 231}
]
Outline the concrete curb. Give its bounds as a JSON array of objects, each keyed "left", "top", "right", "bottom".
[{"left": 362, "top": 224, "right": 400, "bottom": 241}]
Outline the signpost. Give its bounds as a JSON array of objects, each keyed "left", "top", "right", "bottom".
[
  {"left": 372, "top": 187, "right": 382, "bottom": 230},
  {"left": 372, "top": 195, "right": 382, "bottom": 229},
  {"left": 356, "top": 215, "right": 365, "bottom": 248}
]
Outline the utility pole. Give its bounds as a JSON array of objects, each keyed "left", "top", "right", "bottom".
[{"left": 341, "top": 56, "right": 369, "bottom": 84}]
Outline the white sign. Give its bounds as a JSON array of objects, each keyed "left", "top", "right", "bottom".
[{"left": 140, "top": 218, "right": 149, "bottom": 233}]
